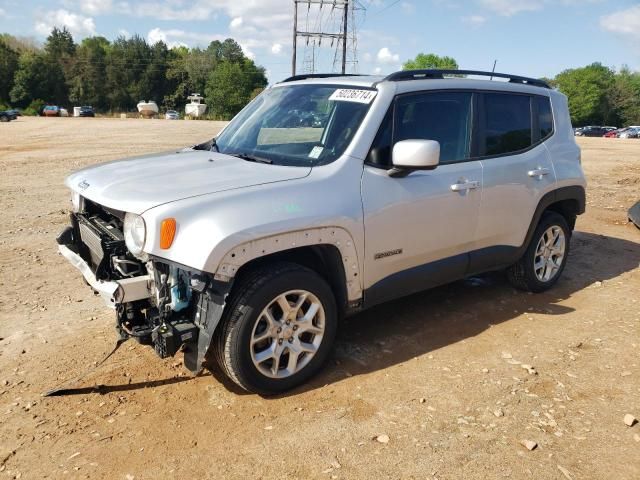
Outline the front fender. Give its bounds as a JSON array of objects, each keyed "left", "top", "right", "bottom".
[
  {"left": 140, "top": 162, "right": 365, "bottom": 301},
  {"left": 212, "top": 226, "right": 362, "bottom": 302}
]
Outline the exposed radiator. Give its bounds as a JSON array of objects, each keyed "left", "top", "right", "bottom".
[{"left": 76, "top": 214, "right": 126, "bottom": 278}]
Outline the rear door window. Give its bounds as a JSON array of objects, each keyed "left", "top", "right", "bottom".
[{"left": 481, "top": 93, "right": 532, "bottom": 156}]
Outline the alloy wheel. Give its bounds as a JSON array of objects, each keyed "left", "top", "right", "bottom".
[
  {"left": 250, "top": 290, "right": 325, "bottom": 379},
  {"left": 533, "top": 225, "right": 566, "bottom": 282}
]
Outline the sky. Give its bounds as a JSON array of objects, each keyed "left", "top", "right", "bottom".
[{"left": 0, "top": 0, "right": 639, "bottom": 83}]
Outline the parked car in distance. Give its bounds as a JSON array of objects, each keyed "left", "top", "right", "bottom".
[
  {"left": 60, "top": 108, "right": 69, "bottom": 117},
  {"left": 43, "top": 106, "right": 61, "bottom": 117},
  {"left": 79, "top": 106, "right": 95, "bottom": 117},
  {"left": 619, "top": 127, "right": 639, "bottom": 139},
  {"left": 0, "top": 110, "right": 15, "bottom": 122},
  {"left": 603, "top": 129, "right": 620, "bottom": 138},
  {"left": 165, "top": 110, "right": 180, "bottom": 120},
  {"left": 58, "top": 69, "right": 586, "bottom": 394},
  {"left": 6, "top": 108, "right": 22, "bottom": 117},
  {"left": 576, "top": 126, "right": 607, "bottom": 137}
]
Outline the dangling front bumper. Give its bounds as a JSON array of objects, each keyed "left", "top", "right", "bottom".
[{"left": 57, "top": 240, "right": 152, "bottom": 308}]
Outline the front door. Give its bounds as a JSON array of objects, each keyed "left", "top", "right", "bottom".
[{"left": 361, "top": 90, "right": 482, "bottom": 306}]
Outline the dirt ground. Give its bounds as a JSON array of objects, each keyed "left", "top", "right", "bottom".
[{"left": 0, "top": 117, "right": 639, "bottom": 480}]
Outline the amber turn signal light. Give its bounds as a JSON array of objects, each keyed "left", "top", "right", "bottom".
[{"left": 160, "top": 218, "right": 176, "bottom": 249}]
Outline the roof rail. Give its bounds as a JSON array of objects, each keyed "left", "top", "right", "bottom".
[
  {"left": 280, "top": 73, "right": 368, "bottom": 83},
  {"left": 382, "top": 69, "right": 550, "bottom": 89}
]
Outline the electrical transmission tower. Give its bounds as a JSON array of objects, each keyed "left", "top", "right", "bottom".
[{"left": 291, "top": 0, "right": 363, "bottom": 76}]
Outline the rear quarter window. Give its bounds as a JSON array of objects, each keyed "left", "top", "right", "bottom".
[{"left": 537, "top": 96, "right": 553, "bottom": 140}]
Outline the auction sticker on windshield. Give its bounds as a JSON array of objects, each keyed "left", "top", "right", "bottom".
[{"left": 329, "top": 89, "right": 377, "bottom": 104}]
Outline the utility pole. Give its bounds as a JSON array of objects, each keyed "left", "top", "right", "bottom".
[
  {"left": 291, "top": 0, "right": 350, "bottom": 76},
  {"left": 341, "top": 0, "right": 348, "bottom": 74},
  {"left": 292, "top": 1, "right": 298, "bottom": 77}
]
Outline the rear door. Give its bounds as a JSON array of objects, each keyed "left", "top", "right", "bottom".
[{"left": 470, "top": 92, "right": 556, "bottom": 273}]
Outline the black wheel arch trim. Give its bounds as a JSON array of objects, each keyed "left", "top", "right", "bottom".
[{"left": 521, "top": 185, "right": 585, "bottom": 249}]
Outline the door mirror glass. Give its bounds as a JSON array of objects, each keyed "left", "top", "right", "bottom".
[{"left": 392, "top": 139, "right": 440, "bottom": 171}]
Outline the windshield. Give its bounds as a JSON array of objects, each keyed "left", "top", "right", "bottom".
[{"left": 214, "top": 84, "right": 375, "bottom": 166}]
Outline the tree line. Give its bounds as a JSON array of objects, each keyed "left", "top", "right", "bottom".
[
  {"left": 403, "top": 53, "right": 640, "bottom": 128},
  {"left": 2, "top": 35, "right": 639, "bottom": 127},
  {"left": 0, "top": 28, "right": 268, "bottom": 119}
]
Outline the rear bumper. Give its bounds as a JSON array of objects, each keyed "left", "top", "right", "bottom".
[{"left": 58, "top": 243, "right": 152, "bottom": 308}]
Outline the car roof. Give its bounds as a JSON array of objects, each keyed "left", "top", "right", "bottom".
[
  {"left": 276, "top": 75, "right": 384, "bottom": 88},
  {"left": 276, "top": 73, "right": 552, "bottom": 95}
]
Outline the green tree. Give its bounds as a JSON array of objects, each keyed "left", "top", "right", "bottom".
[
  {"left": 163, "top": 46, "right": 192, "bottom": 110},
  {"left": 205, "top": 59, "right": 267, "bottom": 119},
  {"left": 403, "top": 53, "right": 459, "bottom": 71},
  {"left": 45, "top": 27, "right": 76, "bottom": 62},
  {"left": 141, "top": 40, "right": 170, "bottom": 105},
  {"left": 105, "top": 35, "right": 154, "bottom": 110},
  {"left": 207, "top": 38, "right": 245, "bottom": 64},
  {"left": 0, "top": 34, "right": 39, "bottom": 54},
  {"left": 10, "top": 51, "right": 66, "bottom": 107},
  {"left": 609, "top": 66, "right": 640, "bottom": 126},
  {"left": 184, "top": 47, "right": 216, "bottom": 96},
  {"left": 68, "top": 36, "right": 110, "bottom": 109},
  {"left": 0, "top": 38, "right": 19, "bottom": 102},
  {"left": 45, "top": 27, "right": 76, "bottom": 102},
  {"left": 553, "top": 63, "right": 616, "bottom": 126}
]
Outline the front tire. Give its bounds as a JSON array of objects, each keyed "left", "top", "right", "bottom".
[
  {"left": 507, "top": 212, "right": 571, "bottom": 293},
  {"left": 213, "top": 262, "right": 337, "bottom": 395}
]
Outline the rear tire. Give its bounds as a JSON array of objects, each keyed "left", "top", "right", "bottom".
[
  {"left": 212, "top": 262, "right": 337, "bottom": 395},
  {"left": 507, "top": 212, "right": 571, "bottom": 293}
]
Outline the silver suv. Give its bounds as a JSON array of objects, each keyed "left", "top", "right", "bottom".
[{"left": 58, "top": 70, "right": 586, "bottom": 394}]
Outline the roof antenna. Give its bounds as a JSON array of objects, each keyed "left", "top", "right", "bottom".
[{"left": 490, "top": 59, "right": 497, "bottom": 80}]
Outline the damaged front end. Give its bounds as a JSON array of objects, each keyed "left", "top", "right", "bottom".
[{"left": 56, "top": 199, "right": 229, "bottom": 373}]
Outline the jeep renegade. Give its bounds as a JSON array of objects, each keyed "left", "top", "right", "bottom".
[{"left": 57, "top": 70, "right": 586, "bottom": 394}]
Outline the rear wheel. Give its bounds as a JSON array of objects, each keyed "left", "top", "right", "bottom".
[
  {"left": 213, "top": 262, "right": 337, "bottom": 395},
  {"left": 507, "top": 212, "right": 570, "bottom": 293}
]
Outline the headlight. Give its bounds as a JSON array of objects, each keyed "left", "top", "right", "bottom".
[
  {"left": 124, "top": 213, "right": 146, "bottom": 256},
  {"left": 70, "top": 191, "right": 83, "bottom": 212}
]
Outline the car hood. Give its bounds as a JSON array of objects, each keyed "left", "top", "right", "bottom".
[{"left": 66, "top": 149, "right": 311, "bottom": 214}]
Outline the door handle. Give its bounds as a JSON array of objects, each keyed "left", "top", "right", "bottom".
[
  {"left": 528, "top": 167, "right": 550, "bottom": 178},
  {"left": 450, "top": 180, "right": 480, "bottom": 192}
]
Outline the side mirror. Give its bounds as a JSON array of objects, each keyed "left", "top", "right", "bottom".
[{"left": 390, "top": 139, "right": 440, "bottom": 176}]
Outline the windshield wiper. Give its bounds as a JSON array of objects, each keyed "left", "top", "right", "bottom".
[
  {"left": 193, "top": 137, "right": 219, "bottom": 152},
  {"left": 229, "top": 152, "right": 273, "bottom": 164}
]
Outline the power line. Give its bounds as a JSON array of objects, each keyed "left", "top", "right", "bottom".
[
  {"left": 292, "top": 0, "right": 361, "bottom": 76},
  {"left": 368, "top": 0, "right": 402, "bottom": 16}
]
